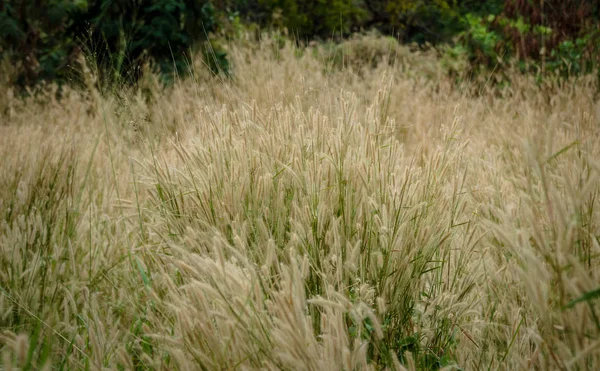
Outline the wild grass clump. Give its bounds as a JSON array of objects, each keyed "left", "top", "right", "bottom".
[{"left": 1, "top": 35, "right": 599, "bottom": 370}]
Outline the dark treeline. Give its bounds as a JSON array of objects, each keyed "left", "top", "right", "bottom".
[{"left": 1, "top": 0, "right": 598, "bottom": 88}]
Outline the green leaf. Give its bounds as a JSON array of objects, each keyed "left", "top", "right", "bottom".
[
  {"left": 546, "top": 140, "right": 579, "bottom": 163},
  {"left": 565, "top": 288, "right": 600, "bottom": 309},
  {"left": 24, "top": 321, "right": 42, "bottom": 370},
  {"left": 135, "top": 256, "right": 151, "bottom": 288}
]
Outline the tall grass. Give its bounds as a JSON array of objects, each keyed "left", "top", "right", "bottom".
[{"left": 1, "top": 34, "right": 599, "bottom": 370}]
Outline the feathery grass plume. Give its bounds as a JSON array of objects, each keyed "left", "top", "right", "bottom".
[{"left": 1, "top": 33, "right": 599, "bottom": 369}]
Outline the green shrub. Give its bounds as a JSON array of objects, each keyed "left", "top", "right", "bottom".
[
  {"left": 494, "top": 0, "right": 599, "bottom": 78},
  {"left": 0, "top": 0, "right": 221, "bottom": 89},
  {"left": 1, "top": 0, "right": 598, "bottom": 90},
  {"left": 0, "top": 1, "right": 85, "bottom": 87}
]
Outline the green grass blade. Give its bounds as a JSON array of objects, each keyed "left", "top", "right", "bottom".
[{"left": 565, "top": 287, "right": 600, "bottom": 309}]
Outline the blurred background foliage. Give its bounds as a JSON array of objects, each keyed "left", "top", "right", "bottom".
[
  {"left": 0, "top": 0, "right": 218, "bottom": 90},
  {"left": 0, "top": 0, "right": 598, "bottom": 90}
]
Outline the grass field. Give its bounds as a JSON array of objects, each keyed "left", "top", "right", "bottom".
[{"left": 1, "top": 36, "right": 599, "bottom": 370}]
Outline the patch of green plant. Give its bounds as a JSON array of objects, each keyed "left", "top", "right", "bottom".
[{"left": 0, "top": 0, "right": 226, "bottom": 90}]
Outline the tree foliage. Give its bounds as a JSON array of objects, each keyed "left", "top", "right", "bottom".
[
  {"left": 220, "top": 0, "right": 598, "bottom": 78},
  {"left": 1, "top": 0, "right": 598, "bottom": 89},
  {"left": 0, "top": 0, "right": 218, "bottom": 88}
]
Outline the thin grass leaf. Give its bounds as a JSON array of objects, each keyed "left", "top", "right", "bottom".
[{"left": 565, "top": 287, "right": 600, "bottom": 309}]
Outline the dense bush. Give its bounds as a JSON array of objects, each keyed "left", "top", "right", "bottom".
[
  {"left": 223, "top": 0, "right": 598, "bottom": 78},
  {"left": 212, "top": 1, "right": 503, "bottom": 43},
  {"left": 1, "top": 0, "right": 598, "bottom": 90},
  {"left": 0, "top": 0, "right": 219, "bottom": 89},
  {"left": 450, "top": 0, "right": 600, "bottom": 77}
]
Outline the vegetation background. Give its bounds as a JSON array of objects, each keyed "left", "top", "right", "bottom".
[
  {"left": 1, "top": 0, "right": 599, "bottom": 89},
  {"left": 1, "top": 1, "right": 599, "bottom": 370}
]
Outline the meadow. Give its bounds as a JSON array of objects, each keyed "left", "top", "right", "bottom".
[{"left": 1, "top": 35, "right": 599, "bottom": 370}]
